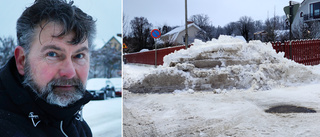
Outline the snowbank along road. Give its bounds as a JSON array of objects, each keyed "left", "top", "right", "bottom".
[{"left": 123, "top": 36, "right": 320, "bottom": 136}]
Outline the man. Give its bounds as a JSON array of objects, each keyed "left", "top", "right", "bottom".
[{"left": 0, "top": 0, "right": 96, "bottom": 136}]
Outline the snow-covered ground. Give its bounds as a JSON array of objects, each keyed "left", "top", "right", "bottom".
[
  {"left": 124, "top": 85, "right": 320, "bottom": 136},
  {"left": 83, "top": 98, "right": 122, "bottom": 137},
  {"left": 123, "top": 36, "right": 320, "bottom": 136}
]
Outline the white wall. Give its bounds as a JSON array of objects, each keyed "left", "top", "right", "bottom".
[
  {"left": 175, "top": 26, "right": 200, "bottom": 45},
  {"left": 293, "top": 0, "right": 320, "bottom": 28}
]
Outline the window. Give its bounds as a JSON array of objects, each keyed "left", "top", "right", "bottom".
[
  {"left": 315, "top": 2, "right": 320, "bottom": 18},
  {"left": 310, "top": 4, "right": 313, "bottom": 18},
  {"left": 310, "top": 2, "right": 320, "bottom": 19}
]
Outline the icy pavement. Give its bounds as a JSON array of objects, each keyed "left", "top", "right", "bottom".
[
  {"left": 123, "top": 84, "right": 320, "bottom": 136},
  {"left": 83, "top": 98, "right": 121, "bottom": 137}
]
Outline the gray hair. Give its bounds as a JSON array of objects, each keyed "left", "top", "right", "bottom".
[{"left": 16, "top": 0, "right": 96, "bottom": 55}]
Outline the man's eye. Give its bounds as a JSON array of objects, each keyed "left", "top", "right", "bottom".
[
  {"left": 47, "top": 52, "right": 57, "bottom": 57},
  {"left": 75, "top": 54, "right": 84, "bottom": 59}
]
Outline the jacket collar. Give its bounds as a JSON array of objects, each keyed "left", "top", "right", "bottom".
[{"left": 0, "top": 57, "right": 92, "bottom": 122}]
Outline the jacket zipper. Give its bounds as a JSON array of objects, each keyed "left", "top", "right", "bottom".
[
  {"left": 60, "top": 121, "right": 68, "bottom": 137},
  {"left": 60, "top": 106, "right": 83, "bottom": 137}
]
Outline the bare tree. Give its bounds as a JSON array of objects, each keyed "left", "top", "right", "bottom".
[
  {"left": 190, "top": 14, "right": 210, "bottom": 28},
  {"left": 190, "top": 14, "right": 214, "bottom": 41},
  {"left": 292, "top": 20, "right": 312, "bottom": 40},
  {"left": 263, "top": 15, "right": 290, "bottom": 42},
  {"left": 213, "top": 25, "right": 225, "bottom": 39},
  {"left": 128, "top": 17, "right": 153, "bottom": 52},
  {"left": 264, "top": 17, "right": 276, "bottom": 41},
  {"left": 89, "top": 43, "right": 121, "bottom": 78},
  {"left": 123, "top": 14, "right": 130, "bottom": 38},
  {"left": 0, "top": 37, "right": 16, "bottom": 68},
  {"left": 158, "top": 24, "right": 176, "bottom": 35},
  {"left": 237, "top": 16, "right": 255, "bottom": 41},
  {"left": 309, "top": 21, "right": 320, "bottom": 38},
  {"left": 224, "top": 22, "right": 238, "bottom": 35},
  {"left": 254, "top": 20, "right": 264, "bottom": 32},
  {"left": 279, "top": 15, "right": 289, "bottom": 30}
]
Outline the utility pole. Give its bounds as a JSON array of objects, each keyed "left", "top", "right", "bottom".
[
  {"left": 185, "top": 0, "right": 188, "bottom": 49},
  {"left": 289, "top": 1, "right": 293, "bottom": 59},
  {"left": 289, "top": 1, "right": 293, "bottom": 41}
]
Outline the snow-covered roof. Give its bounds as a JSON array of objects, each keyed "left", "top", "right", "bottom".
[
  {"left": 234, "top": 35, "right": 246, "bottom": 42},
  {"left": 162, "top": 23, "right": 201, "bottom": 37},
  {"left": 107, "top": 36, "right": 121, "bottom": 44},
  {"left": 221, "top": 35, "right": 246, "bottom": 42},
  {"left": 161, "top": 23, "right": 201, "bottom": 43},
  {"left": 254, "top": 30, "right": 267, "bottom": 35}
]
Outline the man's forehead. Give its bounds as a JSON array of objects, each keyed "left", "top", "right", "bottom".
[
  {"left": 34, "top": 22, "right": 89, "bottom": 48},
  {"left": 38, "top": 23, "right": 71, "bottom": 40}
]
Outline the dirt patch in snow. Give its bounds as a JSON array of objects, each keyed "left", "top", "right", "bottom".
[
  {"left": 129, "top": 72, "right": 186, "bottom": 93},
  {"left": 265, "top": 105, "right": 316, "bottom": 113}
]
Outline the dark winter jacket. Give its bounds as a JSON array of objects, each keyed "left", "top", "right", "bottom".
[{"left": 0, "top": 57, "right": 93, "bottom": 137}]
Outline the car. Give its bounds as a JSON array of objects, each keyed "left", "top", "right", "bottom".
[
  {"left": 86, "top": 78, "right": 116, "bottom": 100},
  {"left": 109, "top": 77, "right": 122, "bottom": 97}
]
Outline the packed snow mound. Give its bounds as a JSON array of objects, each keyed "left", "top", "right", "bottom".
[{"left": 126, "top": 35, "right": 320, "bottom": 93}]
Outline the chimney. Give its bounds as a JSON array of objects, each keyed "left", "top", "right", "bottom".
[{"left": 187, "top": 21, "right": 193, "bottom": 25}]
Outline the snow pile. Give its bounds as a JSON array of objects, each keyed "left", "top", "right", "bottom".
[
  {"left": 123, "top": 64, "right": 153, "bottom": 88},
  {"left": 139, "top": 49, "right": 149, "bottom": 52},
  {"left": 125, "top": 35, "right": 320, "bottom": 93}
]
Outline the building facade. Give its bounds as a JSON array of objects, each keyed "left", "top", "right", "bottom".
[
  {"left": 160, "top": 23, "right": 202, "bottom": 46},
  {"left": 292, "top": 0, "right": 320, "bottom": 28}
]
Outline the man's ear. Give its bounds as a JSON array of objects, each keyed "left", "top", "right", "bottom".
[{"left": 14, "top": 46, "right": 26, "bottom": 75}]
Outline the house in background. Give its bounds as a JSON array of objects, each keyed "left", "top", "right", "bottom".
[
  {"left": 89, "top": 36, "right": 121, "bottom": 79},
  {"left": 292, "top": 0, "right": 320, "bottom": 28},
  {"left": 160, "top": 23, "right": 202, "bottom": 46},
  {"left": 103, "top": 36, "right": 121, "bottom": 51},
  {"left": 253, "top": 30, "right": 289, "bottom": 42},
  {"left": 254, "top": 30, "right": 268, "bottom": 42}
]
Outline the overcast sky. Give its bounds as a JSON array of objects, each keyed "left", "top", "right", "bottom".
[
  {"left": 124, "top": 0, "right": 304, "bottom": 29},
  {"left": 0, "top": 0, "right": 121, "bottom": 49}
]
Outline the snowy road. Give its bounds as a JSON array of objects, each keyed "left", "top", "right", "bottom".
[
  {"left": 83, "top": 98, "right": 122, "bottom": 137},
  {"left": 123, "top": 84, "right": 320, "bottom": 136}
]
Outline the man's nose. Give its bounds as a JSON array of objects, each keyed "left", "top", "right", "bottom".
[{"left": 59, "top": 58, "right": 76, "bottom": 79}]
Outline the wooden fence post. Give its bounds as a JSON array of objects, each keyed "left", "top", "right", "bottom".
[{"left": 289, "top": 41, "right": 293, "bottom": 60}]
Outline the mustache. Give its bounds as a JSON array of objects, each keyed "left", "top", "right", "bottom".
[
  {"left": 41, "top": 77, "right": 86, "bottom": 98},
  {"left": 48, "top": 78, "right": 84, "bottom": 87}
]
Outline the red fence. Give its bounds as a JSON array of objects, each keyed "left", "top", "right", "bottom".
[
  {"left": 272, "top": 39, "right": 320, "bottom": 66},
  {"left": 124, "top": 45, "right": 189, "bottom": 65},
  {"left": 125, "top": 40, "right": 320, "bottom": 66}
]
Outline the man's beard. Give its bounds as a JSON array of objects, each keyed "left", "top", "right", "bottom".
[{"left": 22, "top": 59, "right": 86, "bottom": 107}]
